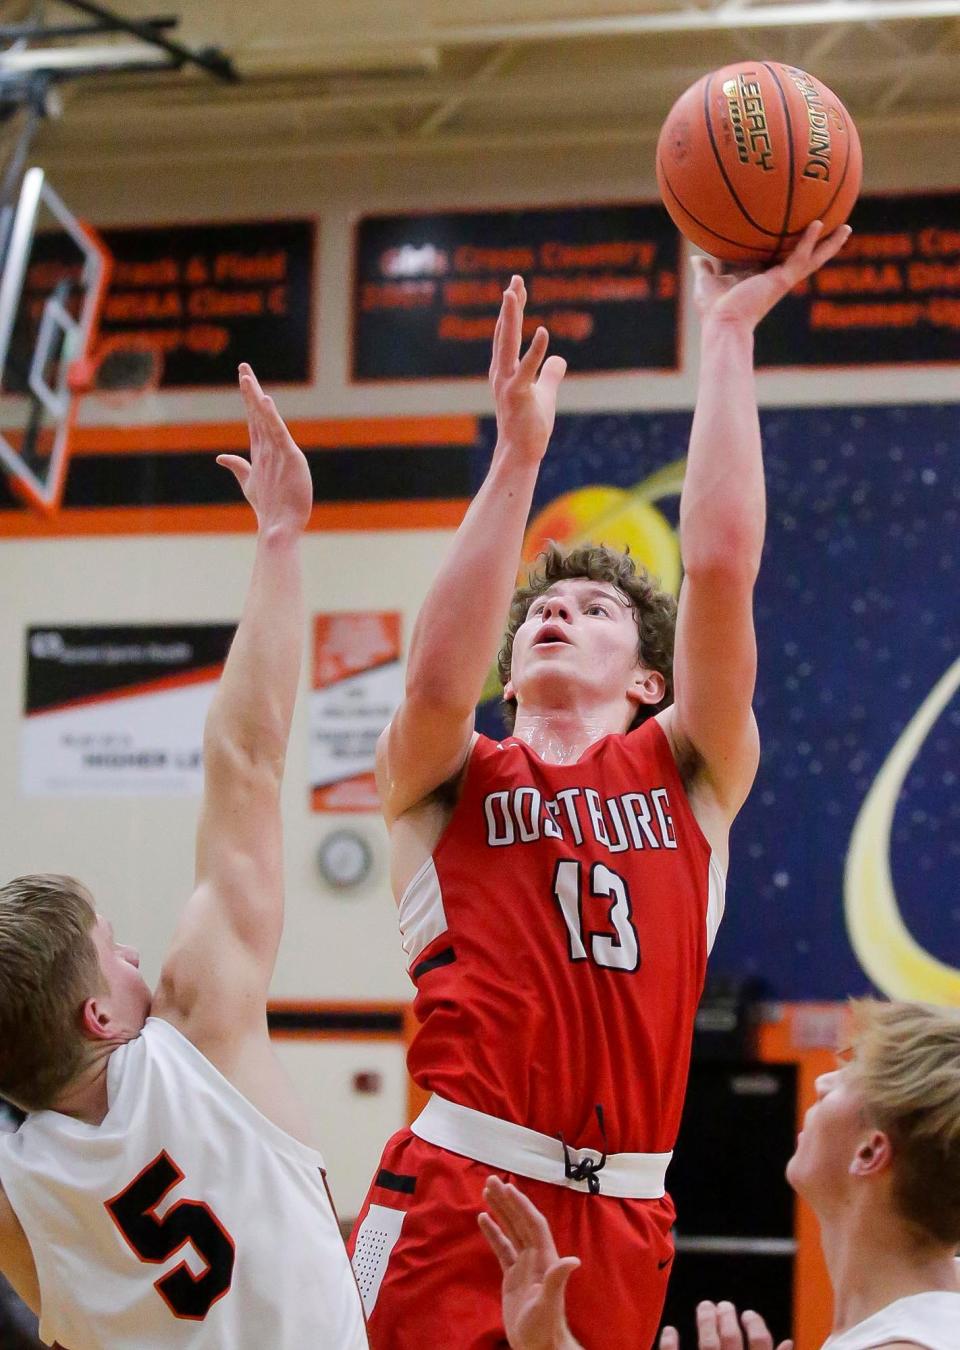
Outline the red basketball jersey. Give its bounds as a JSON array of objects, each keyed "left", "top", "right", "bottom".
[{"left": 399, "top": 719, "right": 725, "bottom": 1156}]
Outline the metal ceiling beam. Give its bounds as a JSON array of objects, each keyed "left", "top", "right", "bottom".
[
  {"left": 0, "top": 45, "right": 173, "bottom": 73},
  {"left": 0, "top": 16, "right": 178, "bottom": 41},
  {"left": 872, "top": 20, "right": 960, "bottom": 112},
  {"left": 313, "top": 2, "right": 960, "bottom": 49},
  {"left": 46, "top": 49, "right": 959, "bottom": 118},
  {"left": 57, "top": 0, "right": 236, "bottom": 80},
  {"left": 415, "top": 43, "right": 515, "bottom": 138},
  {"left": 800, "top": 22, "right": 853, "bottom": 65}
]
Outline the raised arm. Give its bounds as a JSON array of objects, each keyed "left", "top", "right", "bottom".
[
  {"left": 153, "top": 363, "right": 312, "bottom": 1054},
  {"left": 661, "top": 223, "right": 851, "bottom": 834},
  {"left": 377, "top": 276, "right": 566, "bottom": 823}
]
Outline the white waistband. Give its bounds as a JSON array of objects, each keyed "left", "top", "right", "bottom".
[{"left": 411, "top": 1094, "right": 671, "bottom": 1199}]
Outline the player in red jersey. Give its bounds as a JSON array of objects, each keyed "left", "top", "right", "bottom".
[{"left": 349, "top": 221, "right": 851, "bottom": 1350}]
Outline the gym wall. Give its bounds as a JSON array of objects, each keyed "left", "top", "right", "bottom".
[{"left": 1, "top": 123, "right": 957, "bottom": 1219}]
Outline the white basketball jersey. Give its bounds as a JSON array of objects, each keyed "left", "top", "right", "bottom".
[
  {"left": 0, "top": 1017, "right": 368, "bottom": 1350},
  {"left": 821, "top": 1292, "right": 960, "bottom": 1350}
]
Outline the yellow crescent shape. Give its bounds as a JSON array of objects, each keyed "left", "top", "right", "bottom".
[
  {"left": 629, "top": 457, "right": 687, "bottom": 505},
  {"left": 844, "top": 656, "right": 960, "bottom": 1004}
]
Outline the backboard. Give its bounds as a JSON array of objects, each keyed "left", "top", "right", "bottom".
[{"left": 0, "top": 168, "right": 111, "bottom": 513}]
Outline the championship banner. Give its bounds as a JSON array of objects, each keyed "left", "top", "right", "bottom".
[
  {"left": 756, "top": 190, "right": 960, "bottom": 367},
  {"left": 353, "top": 202, "right": 680, "bottom": 380},
  {"left": 310, "top": 613, "right": 402, "bottom": 811},
  {"left": 20, "top": 218, "right": 315, "bottom": 387},
  {"left": 22, "top": 624, "right": 234, "bottom": 796}
]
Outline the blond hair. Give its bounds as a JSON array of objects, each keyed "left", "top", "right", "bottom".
[
  {"left": 850, "top": 998, "right": 960, "bottom": 1245},
  {"left": 497, "top": 543, "right": 677, "bottom": 732},
  {"left": 0, "top": 874, "right": 102, "bottom": 1111}
]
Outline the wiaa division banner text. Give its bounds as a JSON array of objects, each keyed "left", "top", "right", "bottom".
[
  {"left": 757, "top": 190, "right": 960, "bottom": 367},
  {"left": 353, "top": 203, "right": 680, "bottom": 380}
]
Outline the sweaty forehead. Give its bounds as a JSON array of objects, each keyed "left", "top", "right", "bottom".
[{"left": 538, "top": 578, "right": 630, "bottom": 606}]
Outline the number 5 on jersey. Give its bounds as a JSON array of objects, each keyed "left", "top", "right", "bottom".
[
  {"left": 106, "top": 1151, "right": 236, "bottom": 1320},
  {"left": 553, "top": 859, "right": 640, "bottom": 971}
]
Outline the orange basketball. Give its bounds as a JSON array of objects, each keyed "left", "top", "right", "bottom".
[{"left": 656, "top": 62, "right": 862, "bottom": 264}]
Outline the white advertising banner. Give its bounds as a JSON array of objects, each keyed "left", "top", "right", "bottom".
[{"left": 22, "top": 624, "right": 234, "bottom": 797}]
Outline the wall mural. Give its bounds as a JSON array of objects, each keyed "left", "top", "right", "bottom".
[{"left": 472, "top": 403, "right": 960, "bottom": 1003}]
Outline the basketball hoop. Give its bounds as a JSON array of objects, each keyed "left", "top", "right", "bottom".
[{"left": 68, "top": 335, "right": 165, "bottom": 409}]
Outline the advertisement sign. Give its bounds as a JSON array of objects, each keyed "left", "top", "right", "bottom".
[
  {"left": 22, "top": 624, "right": 234, "bottom": 796},
  {"left": 310, "top": 613, "right": 402, "bottom": 811}
]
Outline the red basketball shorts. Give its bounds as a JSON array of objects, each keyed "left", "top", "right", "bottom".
[{"left": 349, "top": 1129, "right": 676, "bottom": 1350}]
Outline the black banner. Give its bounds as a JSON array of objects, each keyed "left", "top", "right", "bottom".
[
  {"left": 26, "top": 625, "right": 236, "bottom": 713},
  {"left": 352, "top": 203, "right": 680, "bottom": 380},
  {"left": 22, "top": 219, "right": 315, "bottom": 388},
  {"left": 0, "top": 442, "right": 471, "bottom": 512},
  {"left": 756, "top": 191, "right": 960, "bottom": 367}
]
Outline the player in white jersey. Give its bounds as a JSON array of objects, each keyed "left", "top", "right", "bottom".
[
  {"left": 480, "top": 1000, "right": 960, "bottom": 1350},
  {"left": 0, "top": 366, "right": 368, "bottom": 1350}
]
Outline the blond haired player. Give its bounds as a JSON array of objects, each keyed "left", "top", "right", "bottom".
[
  {"left": 0, "top": 367, "right": 367, "bottom": 1350},
  {"left": 481, "top": 1000, "right": 960, "bottom": 1350}
]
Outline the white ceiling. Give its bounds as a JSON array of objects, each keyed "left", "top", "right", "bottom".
[{"left": 4, "top": 0, "right": 960, "bottom": 167}]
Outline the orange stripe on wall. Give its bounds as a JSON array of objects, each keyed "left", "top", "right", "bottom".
[
  {"left": 69, "top": 415, "right": 479, "bottom": 455},
  {"left": 0, "top": 498, "right": 470, "bottom": 538}
]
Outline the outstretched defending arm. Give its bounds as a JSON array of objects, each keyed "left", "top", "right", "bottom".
[
  {"left": 153, "top": 363, "right": 312, "bottom": 1055},
  {"left": 377, "top": 276, "right": 566, "bottom": 825},
  {"left": 661, "top": 223, "right": 851, "bottom": 839}
]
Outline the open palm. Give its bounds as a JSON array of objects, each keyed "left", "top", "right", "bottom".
[
  {"left": 489, "top": 276, "right": 567, "bottom": 466},
  {"left": 217, "top": 362, "right": 313, "bottom": 533}
]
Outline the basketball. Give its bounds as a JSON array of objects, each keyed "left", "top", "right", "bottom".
[{"left": 655, "top": 62, "right": 862, "bottom": 264}]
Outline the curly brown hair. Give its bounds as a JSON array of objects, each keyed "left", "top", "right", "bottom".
[{"left": 497, "top": 542, "right": 677, "bottom": 732}]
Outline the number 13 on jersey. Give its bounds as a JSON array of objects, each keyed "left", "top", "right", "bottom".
[{"left": 552, "top": 859, "right": 641, "bottom": 972}]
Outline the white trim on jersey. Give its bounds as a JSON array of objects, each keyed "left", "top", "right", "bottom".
[
  {"left": 706, "top": 851, "right": 727, "bottom": 955},
  {"left": 398, "top": 855, "right": 448, "bottom": 968},
  {"left": 351, "top": 1204, "right": 406, "bottom": 1319}
]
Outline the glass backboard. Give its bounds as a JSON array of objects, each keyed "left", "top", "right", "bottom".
[{"left": 0, "top": 168, "right": 111, "bottom": 512}]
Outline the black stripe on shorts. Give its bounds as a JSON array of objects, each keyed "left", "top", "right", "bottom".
[{"left": 376, "top": 1169, "right": 417, "bottom": 1195}]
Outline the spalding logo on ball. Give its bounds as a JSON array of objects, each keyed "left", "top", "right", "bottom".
[{"left": 656, "top": 61, "right": 862, "bottom": 263}]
